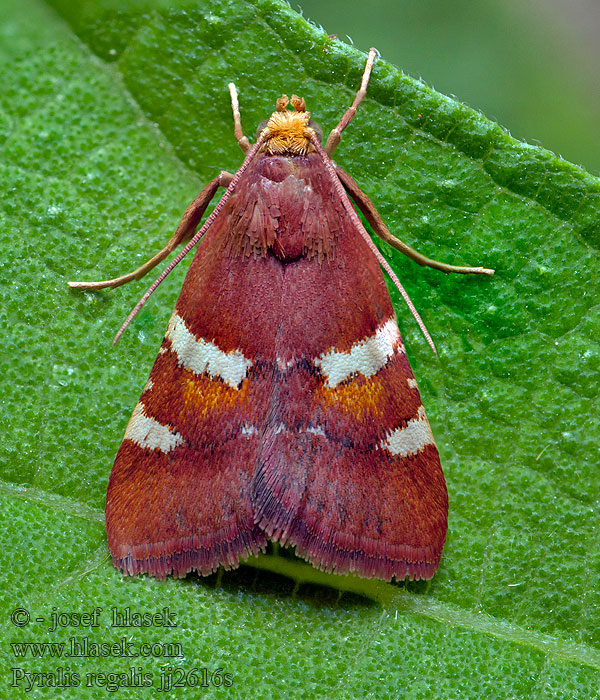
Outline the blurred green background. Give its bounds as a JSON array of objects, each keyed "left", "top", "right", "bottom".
[{"left": 295, "top": 0, "right": 600, "bottom": 175}]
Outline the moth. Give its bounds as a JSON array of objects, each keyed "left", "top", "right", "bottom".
[{"left": 71, "top": 49, "right": 493, "bottom": 581}]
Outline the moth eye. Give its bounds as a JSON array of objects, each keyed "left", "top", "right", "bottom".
[
  {"left": 308, "top": 120, "right": 323, "bottom": 143},
  {"left": 256, "top": 119, "right": 270, "bottom": 138}
]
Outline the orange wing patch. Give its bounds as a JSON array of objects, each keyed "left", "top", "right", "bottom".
[
  {"left": 181, "top": 371, "right": 251, "bottom": 415},
  {"left": 318, "top": 375, "right": 388, "bottom": 421}
]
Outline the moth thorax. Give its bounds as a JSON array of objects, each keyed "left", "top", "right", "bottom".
[{"left": 261, "top": 109, "right": 316, "bottom": 156}]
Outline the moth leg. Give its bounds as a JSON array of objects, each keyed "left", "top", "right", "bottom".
[
  {"left": 68, "top": 171, "right": 233, "bottom": 290},
  {"left": 325, "top": 47, "right": 378, "bottom": 156},
  {"left": 228, "top": 83, "right": 251, "bottom": 154},
  {"left": 336, "top": 166, "right": 495, "bottom": 276}
]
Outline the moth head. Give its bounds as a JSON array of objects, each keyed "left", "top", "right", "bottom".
[{"left": 257, "top": 94, "right": 323, "bottom": 156}]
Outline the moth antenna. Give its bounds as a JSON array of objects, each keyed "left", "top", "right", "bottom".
[
  {"left": 325, "top": 47, "right": 378, "bottom": 156},
  {"left": 310, "top": 133, "right": 437, "bottom": 354},
  {"left": 228, "top": 82, "right": 251, "bottom": 153},
  {"left": 113, "top": 135, "right": 265, "bottom": 345}
]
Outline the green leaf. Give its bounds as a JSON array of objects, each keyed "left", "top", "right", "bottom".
[{"left": 1, "top": 0, "right": 599, "bottom": 697}]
